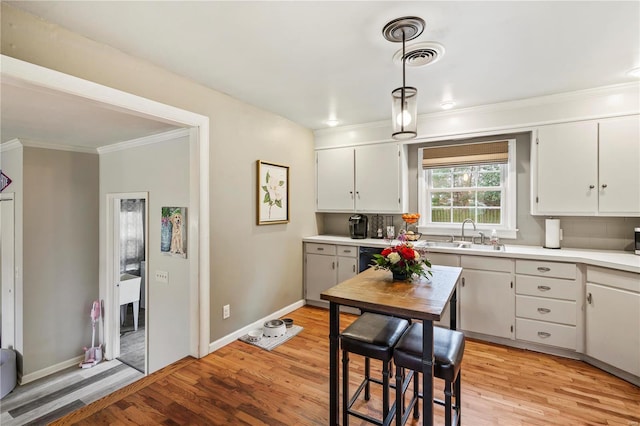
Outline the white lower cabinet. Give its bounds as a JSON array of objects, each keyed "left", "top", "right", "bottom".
[
  {"left": 515, "top": 259, "right": 579, "bottom": 351},
  {"left": 459, "top": 256, "right": 515, "bottom": 339},
  {"left": 586, "top": 267, "right": 640, "bottom": 377},
  {"left": 428, "top": 253, "right": 460, "bottom": 329},
  {"left": 304, "top": 243, "right": 357, "bottom": 305}
]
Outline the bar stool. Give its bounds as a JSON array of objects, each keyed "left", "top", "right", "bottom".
[
  {"left": 393, "top": 323, "right": 465, "bottom": 426},
  {"left": 341, "top": 312, "right": 410, "bottom": 426}
]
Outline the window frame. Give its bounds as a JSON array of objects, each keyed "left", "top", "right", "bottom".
[{"left": 418, "top": 139, "right": 517, "bottom": 239}]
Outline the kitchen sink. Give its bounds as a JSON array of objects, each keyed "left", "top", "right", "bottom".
[{"left": 420, "top": 241, "right": 505, "bottom": 251}]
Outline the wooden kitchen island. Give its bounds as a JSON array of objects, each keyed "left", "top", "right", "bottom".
[{"left": 321, "top": 265, "right": 462, "bottom": 426}]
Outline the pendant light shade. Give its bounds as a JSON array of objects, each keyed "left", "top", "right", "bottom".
[
  {"left": 383, "top": 16, "right": 425, "bottom": 141},
  {"left": 391, "top": 86, "right": 418, "bottom": 139}
]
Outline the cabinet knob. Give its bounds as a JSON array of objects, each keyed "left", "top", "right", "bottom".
[
  {"left": 601, "top": 184, "right": 608, "bottom": 189},
  {"left": 537, "top": 267, "right": 551, "bottom": 273},
  {"left": 587, "top": 292, "right": 592, "bottom": 304},
  {"left": 589, "top": 185, "right": 595, "bottom": 189},
  {"left": 537, "top": 285, "right": 551, "bottom": 291},
  {"left": 352, "top": 265, "right": 356, "bottom": 273},
  {"left": 537, "top": 331, "right": 551, "bottom": 338},
  {"left": 332, "top": 262, "right": 335, "bottom": 270},
  {"left": 537, "top": 308, "right": 551, "bottom": 314},
  {"left": 461, "top": 277, "right": 465, "bottom": 287}
]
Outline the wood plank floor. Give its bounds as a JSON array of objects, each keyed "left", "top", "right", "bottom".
[{"left": 52, "top": 306, "right": 639, "bottom": 425}]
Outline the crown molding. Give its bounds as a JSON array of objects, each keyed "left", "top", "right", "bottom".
[
  {"left": 0, "top": 139, "right": 23, "bottom": 152},
  {"left": 18, "top": 138, "right": 97, "bottom": 154},
  {"left": 97, "top": 128, "right": 190, "bottom": 154}
]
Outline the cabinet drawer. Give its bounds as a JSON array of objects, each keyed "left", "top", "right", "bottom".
[
  {"left": 516, "top": 295, "right": 576, "bottom": 325},
  {"left": 461, "top": 255, "right": 514, "bottom": 273},
  {"left": 427, "top": 253, "right": 460, "bottom": 267},
  {"left": 305, "top": 243, "right": 336, "bottom": 255},
  {"left": 515, "top": 260, "right": 576, "bottom": 280},
  {"left": 337, "top": 245, "right": 357, "bottom": 258},
  {"left": 516, "top": 318, "right": 576, "bottom": 350},
  {"left": 516, "top": 275, "right": 577, "bottom": 300}
]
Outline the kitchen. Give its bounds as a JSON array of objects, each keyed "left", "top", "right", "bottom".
[{"left": 0, "top": 1, "right": 639, "bottom": 425}]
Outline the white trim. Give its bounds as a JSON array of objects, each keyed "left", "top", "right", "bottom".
[
  {"left": 208, "top": 300, "right": 305, "bottom": 353},
  {"left": 0, "top": 139, "right": 22, "bottom": 152},
  {"left": 19, "top": 355, "right": 84, "bottom": 385},
  {"left": 17, "top": 138, "right": 97, "bottom": 154},
  {"left": 97, "top": 128, "right": 190, "bottom": 154},
  {"left": 2, "top": 55, "right": 210, "bottom": 372}
]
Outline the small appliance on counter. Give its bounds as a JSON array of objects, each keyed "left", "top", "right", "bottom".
[
  {"left": 635, "top": 227, "right": 640, "bottom": 255},
  {"left": 544, "top": 218, "right": 562, "bottom": 249},
  {"left": 349, "top": 214, "right": 368, "bottom": 239},
  {"left": 370, "top": 215, "right": 385, "bottom": 239}
]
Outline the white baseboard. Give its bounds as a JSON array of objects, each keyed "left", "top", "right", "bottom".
[
  {"left": 208, "top": 299, "right": 306, "bottom": 353},
  {"left": 20, "top": 355, "right": 84, "bottom": 385}
]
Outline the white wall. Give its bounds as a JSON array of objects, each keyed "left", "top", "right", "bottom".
[
  {"left": 1, "top": 4, "right": 317, "bottom": 349},
  {"left": 100, "top": 135, "right": 190, "bottom": 372}
]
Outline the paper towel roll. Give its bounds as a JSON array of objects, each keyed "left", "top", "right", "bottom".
[{"left": 545, "top": 218, "right": 561, "bottom": 249}]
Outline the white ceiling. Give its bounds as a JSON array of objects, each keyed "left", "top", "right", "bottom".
[{"left": 2, "top": 1, "right": 640, "bottom": 146}]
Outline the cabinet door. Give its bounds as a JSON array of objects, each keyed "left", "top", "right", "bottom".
[
  {"left": 535, "top": 121, "right": 598, "bottom": 214},
  {"left": 337, "top": 256, "right": 357, "bottom": 284},
  {"left": 586, "top": 283, "right": 640, "bottom": 376},
  {"left": 316, "top": 148, "right": 354, "bottom": 211},
  {"left": 460, "top": 269, "right": 514, "bottom": 339},
  {"left": 598, "top": 115, "right": 640, "bottom": 215},
  {"left": 355, "top": 144, "right": 402, "bottom": 212},
  {"left": 305, "top": 253, "right": 337, "bottom": 302}
]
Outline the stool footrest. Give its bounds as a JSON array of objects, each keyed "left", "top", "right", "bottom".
[{"left": 347, "top": 376, "right": 397, "bottom": 426}]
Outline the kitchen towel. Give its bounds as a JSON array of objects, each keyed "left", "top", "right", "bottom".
[{"left": 545, "top": 218, "right": 562, "bottom": 249}]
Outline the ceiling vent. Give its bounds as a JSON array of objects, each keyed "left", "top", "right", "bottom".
[{"left": 393, "top": 42, "right": 445, "bottom": 68}]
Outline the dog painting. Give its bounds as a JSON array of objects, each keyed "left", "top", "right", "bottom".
[{"left": 161, "top": 207, "right": 187, "bottom": 258}]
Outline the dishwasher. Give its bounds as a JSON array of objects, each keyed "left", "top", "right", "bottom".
[{"left": 358, "top": 246, "right": 384, "bottom": 272}]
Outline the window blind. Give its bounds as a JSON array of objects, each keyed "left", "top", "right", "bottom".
[{"left": 422, "top": 141, "right": 509, "bottom": 169}]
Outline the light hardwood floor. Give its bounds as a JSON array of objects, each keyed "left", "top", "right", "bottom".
[{"left": 53, "top": 306, "right": 639, "bottom": 425}]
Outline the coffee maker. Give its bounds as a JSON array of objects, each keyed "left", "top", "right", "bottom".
[{"left": 349, "top": 214, "right": 368, "bottom": 239}]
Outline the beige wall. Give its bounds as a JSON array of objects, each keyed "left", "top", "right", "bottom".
[
  {"left": 22, "top": 147, "right": 99, "bottom": 376},
  {"left": 1, "top": 4, "right": 317, "bottom": 349},
  {"left": 100, "top": 135, "right": 190, "bottom": 372}
]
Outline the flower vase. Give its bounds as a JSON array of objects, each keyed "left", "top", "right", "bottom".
[
  {"left": 161, "top": 220, "right": 172, "bottom": 252},
  {"left": 392, "top": 270, "right": 409, "bottom": 281}
]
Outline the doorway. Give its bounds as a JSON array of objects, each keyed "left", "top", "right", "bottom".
[
  {"left": 1, "top": 194, "right": 15, "bottom": 349},
  {"left": 108, "top": 193, "right": 148, "bottom": 374}
]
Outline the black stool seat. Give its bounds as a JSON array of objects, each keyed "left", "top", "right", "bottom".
[
  {"left": 341, "top": 312, "right": 409, "bottom": 426},
  {"left": 342, "top": 312, "right": 410, "bottom": 361},
  {"left": 394, "top": 323, "right": 465, "bottom": 426},
  {"left": 394, "top": 323, "right": 465, "bottom": 382}
]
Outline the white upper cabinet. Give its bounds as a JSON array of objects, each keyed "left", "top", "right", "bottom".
[
  {"left": 598, "top": 116, "right": 640, "bottom": 214},
  {"left": 532, "top": 115, "right": 640, "bottom": 216},
  {"left": 316, "top": 143, "right": 407, "bottom": 213},
  {"left": 316, "top": 147, "right": 355, "bottom": 211}
]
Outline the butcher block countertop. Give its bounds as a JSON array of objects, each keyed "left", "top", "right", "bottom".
[{"left": 303, "top": 235, "right": 640, "bottom": 274}]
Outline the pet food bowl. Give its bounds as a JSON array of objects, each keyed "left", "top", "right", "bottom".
[
  {"left": 263, "top": 319, "right": 286, "bottom": 338},
  {"left": 247, "top": 329, "right": 263, "bottom": 342},
  {"left": 282, "top": 318, "right": 294, "bottom": 328}
]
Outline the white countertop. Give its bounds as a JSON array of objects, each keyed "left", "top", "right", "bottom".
[{"left": 303, "top": 235, "right": 640, "bottom": 274}]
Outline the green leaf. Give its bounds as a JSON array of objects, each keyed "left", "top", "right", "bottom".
[
  {"left": 278, "top": 180, "right": 284, "bottom": 186},
  {"left": 265, "top": 170, "right": 270, "bottom": 183},
  {"left": 274, "top": 199, "right": 282, "bottom": 208},
  {"left": 262, "top": 185, "right": 269, "bottom": 192},
  {"left": 263, "top": 193, "right": 271, "bottom": 203}
]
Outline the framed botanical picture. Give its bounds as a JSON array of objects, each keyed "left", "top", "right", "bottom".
[
  {"left": 257, "top": 160, "right": 289, "bottom": 225},
  {"left": 161, "top": 206, "right": 187, "bottom": 258}
]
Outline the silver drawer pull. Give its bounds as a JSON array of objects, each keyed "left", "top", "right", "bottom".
[
  {"left": 537, "top": 332, "right": 551, "bottom": 338},
  {"left": 537, "top": 285, "right": 551, "bottom": 291},
  {"left": 343, "top": 250, "right": 352, "bottom": 254},
  {"left": 316, "top": 247, "right": 324, "bottom": 251},
  {"left": 537, "top": 308, "right": 551, "bottom": 314},
  {"left": 537, "top": 267, "right": 551, "bottom": 272}
]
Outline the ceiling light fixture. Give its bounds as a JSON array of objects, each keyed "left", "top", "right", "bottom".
[
  {"left": 325, "top": 119, "right": 340, "bottom": 127},
  {"left": 383, "top": 16, "right": 425, "bottom": 140},
  {"left": 440, "top": 100, "right": 456, "bottom": 110}
]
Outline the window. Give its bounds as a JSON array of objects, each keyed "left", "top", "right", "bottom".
[{"left": 418, "top": 139, "right": 517, "bottom": 238}]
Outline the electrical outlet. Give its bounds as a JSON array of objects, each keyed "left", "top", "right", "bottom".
[
  {"left": 223, "top": 304, "right": 230, "bottom": 319},
  {"left": 155, "top": 270, "right": 169, "bottom": 283}
]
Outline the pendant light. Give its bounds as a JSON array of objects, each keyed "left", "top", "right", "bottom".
[{"left": 383, "top": 17, "right": 425, "bottom": 140}]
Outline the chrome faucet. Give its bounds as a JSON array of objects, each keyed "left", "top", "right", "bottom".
[{"left": 461, "top": 218, "right": 476, "bottom": 242}]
